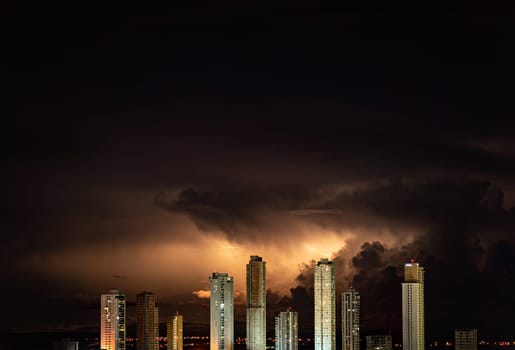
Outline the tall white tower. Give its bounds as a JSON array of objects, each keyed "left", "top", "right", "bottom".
[
  {"left": 275, "top": 309, "right": 298, "bottom": 350},
  {"left": 100, "top": 289, "right": 126, "bottom": 350},
  {"left": 314, "top": 258, "right": 336, "bottom": 350},
  {"left": 402, "top": 261, "right": 424, "bottom": 350},
  {"left": 342, "top": 288, "right": 360, "bottom": 350},
  {"left": 247, "top": 255, "right": 266, "bottom": 350},
  {"left": 210, "top": 272, "right": 234, "bottom": 350}
]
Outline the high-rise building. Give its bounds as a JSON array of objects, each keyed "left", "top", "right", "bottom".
[
  {"left": 210, "top": 272, "right": 234, "bottom": 350},
  {"left": 275, "top": 309, "right": 298, "bottom": 350},
  {"left": 366, "top": 334, "right": 392, "bottom": 350},
  {"left": 100, "top": 289, "right": 126, "bottom": 350},
  {"left": 136, "top": 291, "right": 159, "bottom": 350},
  {"left": 455, "top": 329, "right": 477, "bottom": 350},
  {"left": 247, "top": 255, "right": 266, "bottom": 350},
  {"left": 402, "top": 261, "right": 424, "bottom": 350},
  {"left": 342, "top": 288, "right": 360, "bottom": 350},
  {"left": 314, "top": 258, "right": 336, "bottom": 350},
  {"left": 167, "top": 312, "right": 183, "bottom": 350}
]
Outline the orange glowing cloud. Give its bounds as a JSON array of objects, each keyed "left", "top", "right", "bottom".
[{"left": 192, "top": 290, "right": 211, "bottom": 299}]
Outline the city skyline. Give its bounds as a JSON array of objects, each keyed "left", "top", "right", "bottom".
[
  {"left": 92, "top": 257, "right": 477, "bottom": 350},
  {"left": 14, "top": 256, "right": 502, "bottom": 350},
  {"left": 5, "top": 1, "right": 515, "bottom": 346},
  {"left": 99, "top": 259, "right": 407, "bottom": 347}
]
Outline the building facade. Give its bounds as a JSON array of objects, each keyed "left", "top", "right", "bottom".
[
  {"left": 275, "top": 309, "right": 298, "bottom": 350},
  {"left": 100, "top": 289, "right": 126, "bottom": 350},
  {"left": 52, "top": 340, "right": 79, "bottom": 350},
  {"left": 342, "top": 288, "right": 360, "bottom": 350},
  {"left": 455, "top": 329, "right": 477, "bottom": 350},
  {"left": 366, "top": 334, "right": 392, "bottom": 350},
  {"left": 210, "top": 272, "right": 234, "bottom": 350},
  {"left": 314, "top": 258, "right": 336, "bottom": 350},
  {"left": 136, "top": 291, "right": 159, "bottom": 350},
  {"left": 247, "top": 255, "right": 266, "bottom": 350},
  {"left": 167, "top": 313, "right": 183, "bottom": 350},
  {"left": 402, "top": 262, "right": 424, "bottom": 350}
]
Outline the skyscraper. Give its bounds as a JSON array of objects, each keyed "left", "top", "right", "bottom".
[
  {"left": 314, "top": 258, "right": 336, "bottom": 350},
  {"left": 210, "top": 272, "right": 234, "bottom": 350},
  {"left": 402, "top": 261, "right": 424, "bottom": 350},
  {"left": 455, "top": 329, "right": 477, "bottom": 350},
  {"left": 247, "top": 255, "right": 266, "bottom": 350},
  {"left": 275, "top": 309, "right": 298, "bottom": 350},
  {"left": 100, "top": 289, "right": 126, "bottom": 350},
  {"left": 167, "top": 312, "right": 183, "bottom": 350},
  {"left": 342, "top": 288, "right": 360, "bottom": 350},
  {"left": 136, "top": 291, "right": 159, "bottom": 350}
]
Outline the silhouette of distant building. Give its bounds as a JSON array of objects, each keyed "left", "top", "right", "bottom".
[
  {"left": 366, "top": 334, "right": 392, "bottom": 350},
  {"left": 455, "top": 329, "right": 477, "bottom": 350},
  {"left": 52, "top": 340, "right": 79, "bottom": 350}
]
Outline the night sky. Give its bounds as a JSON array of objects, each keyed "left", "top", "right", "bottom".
[{"left": 4, "top": 0, "right": 515, "bottom": 342}]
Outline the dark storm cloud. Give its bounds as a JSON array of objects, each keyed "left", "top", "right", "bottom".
[
  {"left": 154, "top": 187, "right": 314, "bottom": 238},
  {"left": 347, "top": 237, "right": 515, "bottom": 338},
  {"left": 283, "top": 234, "right": 515, "bottom": 339},
  {"left": 168, "top": 177, "right": 515, "bottom": 338},
  {"left": 6, "top": 115, "right": 515, "bottom": 262},
  {"left": 155, "top": 177, "right": 514, "bottom": 240}
]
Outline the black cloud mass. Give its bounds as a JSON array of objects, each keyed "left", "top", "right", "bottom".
[{"left": 156, "top": 177, "right": 515, "bottom": 338}]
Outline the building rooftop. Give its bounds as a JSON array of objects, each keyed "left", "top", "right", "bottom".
[{"left": 317, "top": 258, "right": 332, "bottom": 265}]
